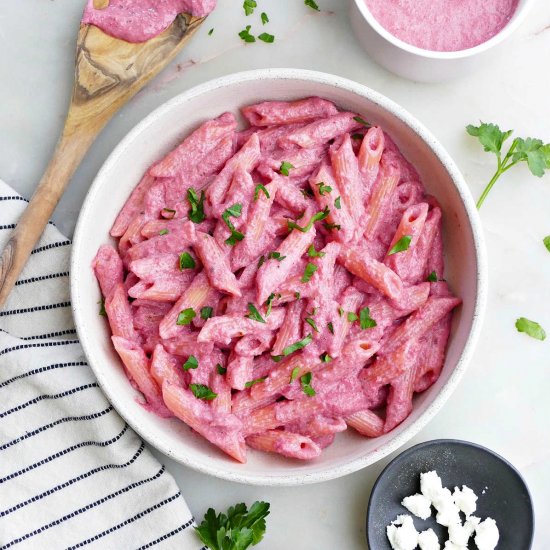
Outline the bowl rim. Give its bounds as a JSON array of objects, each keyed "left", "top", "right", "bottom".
[
  {"left": 350, "top": 0, "right": 536, "bottom": 60},
  {"left": 71, "top": 68, "right": 488, "bottom": 486},
  {"left": 366, "top": 438, "right": 535, "bottom": 548}
]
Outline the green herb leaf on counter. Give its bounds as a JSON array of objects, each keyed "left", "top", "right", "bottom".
[
  {"left": 176, "top": 308, "right": 196, "bottom": 326},
  {"left": 208, "top": 28, "right": 214, "bottom": 35},
  {"left": 187, "top": 188, "right": 206, "bottom": 223},
  {"left": 466, "top": 122, "right": 550, "bottom": 208},
  {"left": 515, "top": 317, "right": 546, "bottom": 341},
  {"left": 353, "top": 115, "right": 371, "bottom": 127},
  {"left": 200, "top": 306, "right": 214, "bottom": 320},
  {"left": 261, "top": 12, "right": 269, "bottom": 24},
  {"left": 159, "top": 229, "right": 169, "bottom": 236},
  {"left": 301, "top": 262, "right": 318, "bottom": 283},
  {"left": 243, "top": 0, "right": 257, "bottom": 16},
  {"left": 359, "top": 307, "right": 377, "bottom": 329},
  {"left": 287, "top": 207, "right": 330, "bottom": 232},
  {"left": 190, "top": 384, "right": 217, "bottom": 400},
  {"left": 544, "top": 236, "right": 550, "bottom": 252},
  {"left": 300, "top": 372, "right": 316, "bottom": 396},
  {"left": 280, "top": 161, "right": 294, "bottom": 176},
  {"left": 334, "top": 196, "right": 341, "bottom": 209},
  {"left": 179, "top": 252, "right": 196, "bottom": 270},
  {"left": 245, "top": 377, "right": 267, "bottom": 388},
  {"left": 195, "top": 501, "right": 270, "bottom": 550},
  {"left": 254, "top": 183, "right": 270, "bottom": 200},
  {"left": 258, "top": 32, "right": 275, "bottom": 43},
  {"left": 239, "top": 25, "right": 256, "bottom": 43},
  {"left": 183, "top": 355, "right": 199, "bottom": 370},
  {"left": 304, "top": 0, "right": 320, "bottom": 11},
  {"left": 305, "top": 317, "right": 319, "bottom": 332},
  {"left": 245, "top": 303, "right": 266, "bottom": 323},
  {"left": 388, "top": 235, "right": 412, "bottom": 256},
  {"left": 272, "top": 334, "right": 313, "bottom": 362},
  {"left": 216, "top": 364, "right": 227, "bottom": 375}
]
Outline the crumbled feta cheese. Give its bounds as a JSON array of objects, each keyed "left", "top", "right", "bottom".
[
  {"left": 420, "top": 470, "right": 443, "bottom": 501},
  {"left": 402, "top": 493, "right": 433, "bottom": 520},
  {"left": 418, "top": 528, "right": 440, "bottom": 550},
  {"left": 448, "top": 521, "right": 475, "bottom": 546},
  {"left": 474, "top": 518, "right": 500, "bottom": 550},
  {"left": 432, "top": 488, "right": 461, "bottom": 527},
  {"left": 453, "top": 485, "right": 478, "bottom": 516},
  {"left": 386, "top": 515, "right": 419, "bottom": 550},
  {"left": 466, "top": 515, "right": 481, "bottom": 530},
  {"left": 443, "top": 542, "right": 467, "bottom": 550}
]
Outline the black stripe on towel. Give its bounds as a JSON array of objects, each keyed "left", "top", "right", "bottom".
[
  {"left": 15, "top": 272, "right": 69, "bottom": 286},
  {"left": 0, "top": 406, "right": 113, "bottom": 451},
  {"left": 0, "top": 224, "right": 16, "bottom": 230},
  {"left": 66, "top": 492, "right": 183, "bottom": 550},
  {"left": 0, "top": 301, "right": 71, "bottom": 317},
  {"left": 0, "top": 424, "right": 129, "bottom": 484},
  {"left": 0, "top": 196, "right": 29, "bottom": 203},
  {"left": 31, "top": 241, "right": 71, "bottom": 255},
  {"left": 21, "top": 329, "right": 78, "bottom": 341},
  {"left": 0, "top": 340, "right": 79, "bottom": 358},
  {"left": 136, "top": 519, "right": 196, "bottom": 550},
  {"left": 0, "top": 467, "right": 167, "bottom": 549},
  {"left": 0, "top": 443, "right": 146, "bottom": 518},
  {"left": 0, "top": 361, "right": 88, "bottom": 389}
]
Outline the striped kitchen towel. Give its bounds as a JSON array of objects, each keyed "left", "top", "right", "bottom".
[{"left": 0, "top": 180, "right": 204, "bottom": 550}]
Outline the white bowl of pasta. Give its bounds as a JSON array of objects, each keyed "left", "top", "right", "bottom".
[{"left": 71, "top": 68, "right": 487, "bottom": 485}]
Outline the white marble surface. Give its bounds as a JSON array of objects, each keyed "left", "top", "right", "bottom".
[{"left": 1, "top": 1, "right": 550, "bottom": 548}]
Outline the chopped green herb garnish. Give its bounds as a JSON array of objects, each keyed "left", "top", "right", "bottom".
[
  {"left": 347, "top": 311, "right": 358, "bottom": 322},
  {"left": 388, "top": 235, "right": 412, "bottom": 256},
  {"left": 268, "top": 251, "right": 286, "bottom": 261},
  {"left": 300, "top": 372, "right": 316, "bottom": 396},
  {"left": 338, "top": 307, "right": 344, "bottom": 317},
  {"left": 334, "top": 196, "right": 341, "bottom": 209},
  {"left": 515, "top": 317, "right": 546, "bottom": 341},
  {"left": 261, "top": 12, "right": 269, "bottom": 24},
  {"left": 208, "top": 28, "right": 214, "bottom": 35},
  {"left": 243, "top": 0, "right": 257, "bottom": 16},
  {"left": 162, "top": 207, "right": 176, "bottom": 218},
  {"left": 272, "top": 334, "right": 313, "bottom": 362},
  {"left": 179, "top": 252, "right": 196, "bottom": 270},
  {"left": 216, "top": 364, "right": 227, "bottom": 375},
  {"left": 98, "top": 299, "right": 107, "bottom": 317},
  {"left": 320, "top": 353, "right": 332, "bottom": 363},
  {"left": 245, "top": 303, "right": 266, "bottom": 323},
  {"left": 176, "top": 308, "right": 196, "bottom": 326},
  {"left": 305, "top": 317, "right": 319, "bottom": 332},
  {"left": 245, "top": 377, "right": 267, "bottom": 388},
  {"left": 427, "top": 271, "right": 438, "bottom": 282},
  {"left": 280, "top": 161, "right": 294, "bottom": 176},
  {"left": 200, "top": 306, "right": 214, "bottom": 320},
  {"left": 159, "top": 229, "right": 169, "bottom": 236},
  {"left": 189, "top": 384, "right": 217, "bottom": 400},
  {"left": 288, "top": 207, "right": 330, "bottom": 233},
  {"left": 294, "top": 292, "right": 301, "bottom": 300},
  {"left": 327, "top": 321, "right": 334, "bottom": 334},
  {"left": 307, "top": 244, "right": 325, "bottom": 258},
  {"left": 265, "top": 293, "right": 278, "bottom": 316},
  {"left": 323, "top": 222, "right": 341, "bottom": 231},
  {"left": 359, "top": 307, "right": 377, "bottom": 329},
  {"left": 307, "top": 307, "right": 319, "bottom": 316},
  {"left": 316, "top": 182, "right": 332, "bottom": 196},
  {"left": 239, "top": 25, "right": 256, "bottom": 43},
  {"left": 290, "top": 367, "right": 300, "bottom": 383},
  {"left": 195, "top": 501, "right": 270, "bottom": 550},
  {"left": 187, "top": 188, "right": 206, "bottom": 223},
  {"left": 351, "top": 133, "right": 364, "bottom": 140},
  {"left": 258, "top": 255, "right": 265, "bottom": 268},
  {"left": 258, "top": 32, "right": 275, "bottom": 43},
  {"left": 353, "top": 116, "right": 371, "bottom": 127},
  {"left": 543, "top": 236, "right": 550, "bottom": 252},
  {"left": 254, "top": 183, "right": 270, "bottom": 201},
  {"left": 301, "top": 188, "right": 314, "bottom": 198},
  {"left": 183, "top": 355, "right": 199, "bottom": 371},
  {"left": 222, "top": 204, "right": 245, "bottom": 246},
  {"left": 301, "top": 262, "right": 318, "bottom": 283},
  {"left": 304, "top": 0, "right": 320, "bottom": 11}
]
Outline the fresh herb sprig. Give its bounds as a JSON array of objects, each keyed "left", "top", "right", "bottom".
[{"left": 466, "top": 122, "right": 550, "bottom": 208}]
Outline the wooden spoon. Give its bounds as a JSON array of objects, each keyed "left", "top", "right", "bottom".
[{"left": 0, "top": 5, "right": 205, "bottom": 307}]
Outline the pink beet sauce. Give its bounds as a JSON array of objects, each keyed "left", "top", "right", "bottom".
[
  {"left": 82, "top": 0, "right": 216, "bottom": 43},
  {"left": 364, "top": 0, "right": 519, "bottom": 52}
]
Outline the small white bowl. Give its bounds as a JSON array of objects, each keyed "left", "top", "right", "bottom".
[
  {"left": 71, "top": 69, "right": 487, "bottom": 486},
  {"left": 350, "top": 0, "right": 535, "bottom": 82}
]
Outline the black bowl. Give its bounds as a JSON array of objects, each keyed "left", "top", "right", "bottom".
[{"left": 367, "top": 439, "right": 534, "bottom": 550}]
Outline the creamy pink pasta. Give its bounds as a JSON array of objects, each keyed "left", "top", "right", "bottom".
[{"left": 93, "top": 97, "right": 460, "bottom": 463}]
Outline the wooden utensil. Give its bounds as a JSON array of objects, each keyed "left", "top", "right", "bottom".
[{"left": 0, "top": 9, "right": 205, "bottom": 308}]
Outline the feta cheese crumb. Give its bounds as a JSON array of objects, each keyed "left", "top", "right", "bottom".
[
  {"left": 453, "top": 485, "right": 478, "bottom": 516},
  {"left": 474, "top": 517, "right": 500, "bottom": 550},
  {"left": 402, "top": 493, "right": 433, "bottom": 520},
  {"left": 448, "top": 521, "right": 475, "bottom": 546},
  {"left": 386, "top": 515, "right": 419, "bottom": 550},
  {"left": 443, "top": 542, "right": 467, "bottom": 550},
  {"left": 420, "top": 470, "right": 443, "bottom": 501},
  {"left": 418, "top": 528, "right": 440, "bottom": 550},
  {"left": 432, "top": 487, "right": 461, "bottom": 527}
]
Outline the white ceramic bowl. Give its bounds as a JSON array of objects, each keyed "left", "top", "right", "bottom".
[
  {"left": 350, "top": 0, "right": 535, "bottom": 82},
  {"left": 71, "top": 68, "right": 487, "bottom": 486}
]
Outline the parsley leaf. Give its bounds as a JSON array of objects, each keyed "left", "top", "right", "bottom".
[
  {"left": 290, "top": 367, "right": 300, "bottom": 383},
  {"left": 279, "top": 161, "right": 294, "bottom": 176},
  {"left": 327, "top": 321, "right": 334, "bottom": 334},
  {"left": 272, "top": 334, "right": 313, "bottom": 362},
  {"left": 467, "top": 122, "right": 550, "bottom": 208},
  {"left": 190, "top": 384, "right": 217, "bottom": 400},
  {"left": 427, "top": 271, "right": 438, "bottom": 282},
  {"left": 307, "top": 244, "right": 325, "bottom": 258},
  {"left": 245, "top": 377, "right": 267, "bottom": 388},
  {"left": 183, "top": 355, "right": 199, "bottom": 370},
  {"left": 261, "top": 12, "right": 269, "bottom": 24},
  {"left": 359, "top": 307, "right": 377, "bottom": 329},
  {"left": 515, "top": 317, "right": 546, "bottom": 341},
  {"left": 239, "top": 25, "right": 256, "bottom": 43},
  {"left": 258, "top": 255, "right": 265, "bottom": 268},
  {"left": 320, "top": 352, "right": 332, "bottom": 363},
  {"left": 258, "top": 32, "right": 275, "bottom": 43},
  {"left": 179, "top": 252, "right": 196, "bottom": 270},
  {"left": 98, "top": 299, "right": 107, "bottom": 317},
  {"left": 159, "top": 229, "right": 169, "bottom": 236},
  {"left": 316, "top": 182, "right": 332, "bottom": 196},
  {"left": 304, "top": 0, "right": 320, "bottom": 11},
  {"left": 222, "top": 204, "right": 245, "bottom": 246},
  {"left": 388, "top": 235, "right": 412, "bottom": 255},
  {"left": 295, "top": 292, "right": 301, "bottom": 300},
  {"left": 176, "top": 308, "right": 196, "bottom": 326},
  {"left": 347, "top": 311, "right": 358, "bottom": 322},
  {"left": 245, "top": 303, "right": 266, "bottom": 323},
  {"left": 195, "top": 501, "right": 270, "bottom": 550},
  {"left": 300, "top": 372, "right": 316, "bottom": 396},
  {"left": 544, "top": 236, "right": 550, "bottom": 252},
  {"left": 288, "top": 207, "right": 330, "bottom": 232},
  {"left": 216, "top": 364, "right": 227, "bottom": 375},
  {"left": 323, "top": 222, "right": 341, "bottom": 231},
  {"left": 353, "top": 115, "right": 371, "bottom": 127},
  {"left": 301, "top": 262, "right": 318, "bottom": 283},
  {"left": 265, "top": 293, "right": 279, "bottom": 316},
  {"left": 200, "top": 306, "right": 214, "bottom": 320},
  {"left": 268, "top": 251, "right": 286, "bottom": 261},
  {"left": 187, "top": 188, "right": 206, "bottom": 223},
  {"left": 243, "top": 0, "right": 257, "bottom": 16},
  {"left": 334, "top": 196, "right": 341, "bottom": 209},
  {"left": 254, "top": 184, "right": 270, "bottom": 201},
  {"left": 305, "top": 317, "right": 319, "bottom": 332},
  {"left": 208, "top": 28, "right": 214, "bottom": 35}
]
